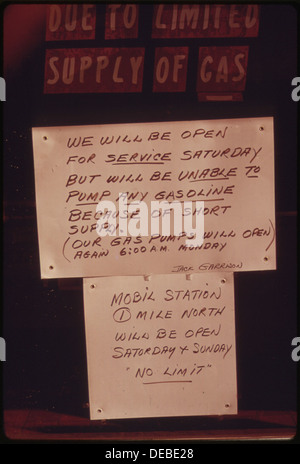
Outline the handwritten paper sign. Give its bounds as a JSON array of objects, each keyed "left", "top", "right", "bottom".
[
  {"left": 32, "top": 117, "right": 276, "bottom": 279},
  {"left": 46, "top": 4, "right": 96, "bottom": 41},
  {"left": 83, "top": 272, "right": 237, "bottom": 419}
]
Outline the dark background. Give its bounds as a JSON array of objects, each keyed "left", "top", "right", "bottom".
[{"left": 2, "top": 2, "right": 298, "bottom": 432}]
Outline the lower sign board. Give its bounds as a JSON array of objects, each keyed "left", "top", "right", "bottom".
[
  {"left": 83, "top": 272, "right": 237, "bottom": 420},
  {"left": 32, "top": 117, "right": 276, "bottom": 279}
]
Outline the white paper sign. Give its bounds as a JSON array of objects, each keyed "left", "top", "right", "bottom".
[
  {"left": 83, "top": 272, "right": 237, "bottom": 420},
  {"left": 32, "top": 117, "right": 276, "bottom": 278}
]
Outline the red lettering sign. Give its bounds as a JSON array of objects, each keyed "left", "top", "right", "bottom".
[
  {"left": 152, "top": 4, "right": 260, "bottom": 38},
  {"left": 153, "top": 47, "right": 189, "bottom": 92},
  {"left": 105, "top": 4, "right": 139, "bottom": 39},
  {"left": 46, "top": 4, "right": 96, "bottom": 41},
  {"left": 197, "top": 46, "right": 249, "bottom": 94},
  {"left": 44, "top": 48, "right": 145, "bottom": 93}
]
